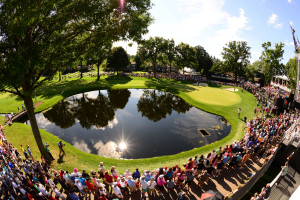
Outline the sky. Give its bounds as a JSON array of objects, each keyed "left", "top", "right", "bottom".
[{"left": 114, "top": 0, "right": 300, "bottom": 64}]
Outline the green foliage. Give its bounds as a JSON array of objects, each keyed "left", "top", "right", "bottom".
[
  {"left": 245, "top": 60, "right": 263, "bottom": 81},
  {"left": 163, "top": 39, "right": 177, "bottom": 72},
  {"left": 106, "top": 47, "right": 130, "bottom": 75},
  {"left": 176, "top": 42, "right": 197, "bottom": 71},
  {"left": 210, "top": 58, "right": 224, "bottom": 74},
  {"left": 221, "top": 41, "right": 251, "bottom": 81},
  {"left": 285, "top": 56, "right": 298, "bottom": 91},
  {"left": 195, "top": 45, "right": 213, "bottom": 76},
  {"left": 260, "top": 42, "right": 285, "bottom": 84},
  {"left": 137, "top": 37, "right": 166, "bottom": 75}
]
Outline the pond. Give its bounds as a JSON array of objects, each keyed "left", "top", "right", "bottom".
[{"left": 28, "top": 89, "right": 231, "bottom": 159}]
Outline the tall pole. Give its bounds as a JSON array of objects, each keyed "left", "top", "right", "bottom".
[{"left": 296, "top": 53, "right": 300, "bottom": 102}]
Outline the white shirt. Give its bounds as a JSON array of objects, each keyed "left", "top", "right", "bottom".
[
  {"left": 140, "top": 180, "right": 148, "bottom": 189},
  {"left": 147, "top": 181, "right": 156, "bottom": 189},
  {"left": 54, "top": 188, "right": 65, "bottom": 199},
  {"left": 113, "top": 186, "right": 122, "bottom": 195},
  {"left": 75, "top": 181, "right": 84, "bottom": 191},
  {"left": 38, "top": 184, "right": 49, "bottom": 196}
]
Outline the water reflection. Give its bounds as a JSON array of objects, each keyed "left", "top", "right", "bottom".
[
  {"left": 137, "top": 90, "right": 191, "bottom": 122},
  {"left": 32, "top": 89, "right": 231, "bottom": 159}
]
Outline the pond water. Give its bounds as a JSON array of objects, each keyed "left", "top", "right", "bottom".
[{"left": 28, "top": 89, "right": 231, "bottom": 159}]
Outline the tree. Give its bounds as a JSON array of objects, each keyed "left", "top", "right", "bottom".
[
  {"left": 260, "top": 42, "right": 285, "bottom": 84},
  {"left": 210, "top": 58, "right": 225, "bottom": 74},
  {"left": 0, "top": 0, "right": 152, "bottom": 161},
  {"left": 137, "top": 37, "right": 165, "bottom": 76},
  {"left": 194, "top": 45, "right": 213, "bottom": 76},
  {"left": 106, "top": 47, "right": 129, "bottom": 75},
  {"left": 85, "top": 40, "right": 112, "bottom": 80},
  {"left": 245, "top": 60, "right": 263, "bottom": 82},
  {"left": 221, "top": 41, "right": 251, "bottom": 82},
  {"left": 285, "top": 57, "right": 298, "bottom": 91},
  {"left": 176, "top": 43, "right": 197, "bottom": 73},
  {"left": 164, "top": 39, "right": 176, "bottom": 73}
]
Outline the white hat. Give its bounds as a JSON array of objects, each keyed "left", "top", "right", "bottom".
[
  {"left": 113, "top": 182, "right": 118, "bottom": 186},
  {"left": 159, "top": 174, "right": 164, "bottom": 178},
  {"left": 128, "top": 176, "right": 132, "bottom": 179}
]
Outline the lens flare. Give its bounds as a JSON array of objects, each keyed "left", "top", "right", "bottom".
[
  {"left": 119, "top": 142, "right": 127, "bottom": 150},
  {"left": 120, "top": 0, "right": 125, "bottom": 11}
]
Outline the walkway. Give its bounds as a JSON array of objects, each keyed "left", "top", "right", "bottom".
[
  {"left": 3, "top": 102, "right": 43, "bottom": 126},
  {"left": 269, "top": 167, "right": 300, "bottom": 200}
]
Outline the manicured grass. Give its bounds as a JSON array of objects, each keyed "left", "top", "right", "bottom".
[
  {"left": 1, "top": 76, "right": 257, "bottom": 173},
  {"left": 0, "top": 116, "right": 5, "bottom": 125}
]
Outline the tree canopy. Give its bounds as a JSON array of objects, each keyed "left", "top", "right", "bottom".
[
  {"left": 106, "top": 46, "right": 130, "bottom": 75},
  {"left": 137, "top": 36, "right": 165, "bottom": 76},
  {"left": 260, "top": 42, "right": 285, "bottom": 84},
  {"left": 0, "top": 0, "right": 152, "bottom": 161},
  {"left": 285, "top": 56, "right": 298, "bottom": 91},
  {"left": 221, "top": 41, "right": 251, "bottom": 82}
]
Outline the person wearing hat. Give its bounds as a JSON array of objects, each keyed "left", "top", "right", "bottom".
[
  {"left": 157, "top": 174, "right": 166, "bottom": 197},
  {"left": 127, "top": 176, "right": 137, "bottom": 193},
  {"left": 113, "top": 182, "right": 123, "bottom": 199},
  {"left": 119, "top": 177, "right": 129, "bottom": 196}
]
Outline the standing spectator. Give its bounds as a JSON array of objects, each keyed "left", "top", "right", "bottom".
[
  {"left": 58, "top": 141, "right": 65, "bottom": 156},
  {"left": 238, "top": 108, "right": 241, "bottom": 118},
  {"left": 276, "top": 162, "right": 288, "bottom": 186}
]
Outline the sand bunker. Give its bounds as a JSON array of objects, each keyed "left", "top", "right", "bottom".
[{"left": 223, "top": 88, "right": 239, "bottom": 92}]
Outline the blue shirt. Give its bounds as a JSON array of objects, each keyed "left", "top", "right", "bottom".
[
  {"left": 78, "top": 177, "right": 86, "bottom": 186},
  {"left": 69, "top": 193, "right": 80, "bottom": 200},
  {"left": 127, "top": 179, "right": 135, "bottom": 186},
  {"left": 145, "top": 174, "right": 151, "bottom": 182},
  {"left": 133, "top": 171, "right": 140, "bottom": 179},
  {"left": 222, "top": 156, "right": 230, "bottom": 164}
]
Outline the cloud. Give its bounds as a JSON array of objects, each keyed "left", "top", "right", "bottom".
[
  {"left": 288, "top": 0, "right": 292, "bottom": 3},
  {"left": 285, "top": 40, "right": 294, "bottom": 46},
  {"left": 290, "top": 21, "right": 293, "bottom": 26},
  {"left": 268, "top": 13, "right": 278, "bottom": 25},
  {"left": 274, "top": 23, "right": 283, "bottom": 29},
  {"left": 267, "top": 13, "right": 283, "bottom": 29}
]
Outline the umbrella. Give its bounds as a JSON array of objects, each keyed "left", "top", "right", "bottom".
[{"left": 200, "top": 190, "right": 224, "bottom": 200}]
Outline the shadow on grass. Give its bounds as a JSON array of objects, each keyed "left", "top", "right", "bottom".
[{"left": 144, "top": 78, "right": 196, "bottom": 94}]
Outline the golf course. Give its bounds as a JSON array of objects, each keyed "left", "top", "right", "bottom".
[{"left": 0, "top": 76, "right": 256, "bottom": 173}]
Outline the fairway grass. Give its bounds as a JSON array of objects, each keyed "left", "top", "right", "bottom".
[{"left": 1, "top": 76, "right": 256, "bottom": 173}]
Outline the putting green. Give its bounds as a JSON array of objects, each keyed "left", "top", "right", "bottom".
[{"left": 187, "top": 86, "right": 241, "bottom": 106}]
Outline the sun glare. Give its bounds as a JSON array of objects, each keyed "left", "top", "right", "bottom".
[{"left": 119, "top": 141, "right": 127, "bottom": 150}]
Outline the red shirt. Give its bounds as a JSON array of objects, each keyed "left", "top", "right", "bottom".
[
  {"left": 85, "top": 180, "right": 95, "bottom": 191},
  {"left": 104, "top": 174, "right": 113, "bottom": 183}
]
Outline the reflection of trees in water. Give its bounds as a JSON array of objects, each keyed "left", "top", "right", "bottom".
[
  {"left": 73, "top": 92, "right": 115, "bottom": 129},
  {"left": 108, "top": 89, "right": 131, "bottom": 109},
  {"left": 43, "top": 89, "right": 192, "bottom": 128},
  {"left": 137, "top": 90, "right": 192, "bottom": 122},
  {"left": 43, "top": 90, "right": 130, "bottom": 129},
  {"left": 43, "top": 100, "right": 76, "bottom": 129}
]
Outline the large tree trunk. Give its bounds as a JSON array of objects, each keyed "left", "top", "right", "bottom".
[
  {"left": 169, "top": 63, "right": 172, "bottom": 74},
  {"left": 23, "top": 95, "right": 52, "bottom": 162}
]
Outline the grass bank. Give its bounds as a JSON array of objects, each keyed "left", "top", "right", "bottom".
[{"left": 1, "top": 76, "right": 256, "bottom": 173}]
